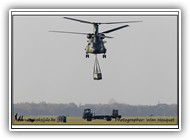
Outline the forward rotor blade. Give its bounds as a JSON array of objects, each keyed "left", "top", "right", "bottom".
[
  {"left": 64, "top": 17, "right": 93, "bottom": 24},
  {"left": 101, "top": 25, "right": 129, "bottom": 34},
  {"left": 100, "top": 21, "right": 142, "bottom": 24},
  {"left": 64, "top": 17, "right": 142, "bottom": 25},
  {"left": 49, "top": 30, "right": 89, "bottom": 35}
]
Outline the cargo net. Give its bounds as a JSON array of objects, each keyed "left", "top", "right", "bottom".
[{"left": 93, "top": 55, "right": 102, "bottom": 80}]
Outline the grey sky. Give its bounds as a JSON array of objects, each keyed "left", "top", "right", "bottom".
[{"left": 13, "top": 14, "right": 178, "bottom": 105}]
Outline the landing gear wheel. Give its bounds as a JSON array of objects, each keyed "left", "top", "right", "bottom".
[
  {"left": 86, "top": 54, "right": 89, "bottom": 58},
  {"left": 103, "top": 54, "right": 106, "bottom": 58},
  {"left": 106, "top": 116, "right": 112, "bottom": 121},
  {"left": 87, "top": 118, "right": 92, "bottom": 121}
]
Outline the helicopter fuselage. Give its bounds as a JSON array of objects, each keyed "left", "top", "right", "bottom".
[
  {"left": 85, "top": 24, "right": 107, "bottom": 58},
  {"left": 85, "top": 36, "right": 107, "bottom": 55}
]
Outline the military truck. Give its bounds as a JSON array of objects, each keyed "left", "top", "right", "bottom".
[{"left": 82, "top": 109, "right": 122, "bottom": 121}]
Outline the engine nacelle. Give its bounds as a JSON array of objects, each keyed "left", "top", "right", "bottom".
[
  {"left": 99, "top": 33, "right": 105, "bottom": 39},
  {"left": 87, "top": 34, "right": 93, "bottom": 39}
]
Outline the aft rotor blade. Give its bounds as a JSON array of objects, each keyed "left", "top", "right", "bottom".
[
  {"left": 104, "top": 36, "right": 113, "bottom": 38},
  {"left": 99, "top": 34, "right": 113, "bottom": 38},
  {"left": 50, "top": 31, "right": 113, "bottom": 38},
  {"left": 100, "top": 21, "right": 142, "bottom": 24},
  {"left": 64, "top": 17, "right": 93, "bottom": 24},
  {"left": 101, "top": 25, "right": 129, "bottom": 34},
  {"left": 49, "top": 30, "right": 89, "bottom": 35}
]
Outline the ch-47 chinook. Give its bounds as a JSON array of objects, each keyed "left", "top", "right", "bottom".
[{"left": 50, "top": 17, "right": 141, "bottom": 58}]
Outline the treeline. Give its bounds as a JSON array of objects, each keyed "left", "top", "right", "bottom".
[{"left": 13, "top": 102, "right": 177, "bottom": 117}]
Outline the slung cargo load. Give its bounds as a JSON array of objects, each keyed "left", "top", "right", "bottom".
[{"left": 93, "top": 55, "right": 102, "bottom": 80}]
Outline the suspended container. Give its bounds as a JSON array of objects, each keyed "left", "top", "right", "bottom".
[{"left": 93, "top": 55, "right": 102, "bottom": 80}]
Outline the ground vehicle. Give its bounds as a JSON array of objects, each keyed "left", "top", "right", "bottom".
[{"left": 82, "top": 109, "right": 122, "bottom": 121}]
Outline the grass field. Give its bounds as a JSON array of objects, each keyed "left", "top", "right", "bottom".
[{"left": 13, "top": 116, "right": 178, "bottom": 125}]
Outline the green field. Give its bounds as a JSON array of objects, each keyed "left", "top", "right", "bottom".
[{"left": 13, "top": 116, "right": 178, "bottom": 125}]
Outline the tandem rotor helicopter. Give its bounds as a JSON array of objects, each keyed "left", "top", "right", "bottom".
[{"left": 50, "top": 17, "right": 142, "bottom": 58}]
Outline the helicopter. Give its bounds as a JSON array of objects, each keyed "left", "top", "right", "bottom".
[{"left": 50, "top": 17, "right": 141, "bottom": 58}]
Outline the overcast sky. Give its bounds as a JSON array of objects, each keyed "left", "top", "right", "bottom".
[{"left": 12, "top": 13, "right": 178, "bottom": 105}]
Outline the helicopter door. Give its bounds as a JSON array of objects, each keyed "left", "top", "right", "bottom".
[{"left": 93, "top": 55, "right": 102, "bottom": 80}]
